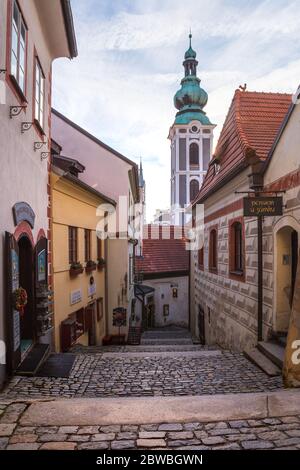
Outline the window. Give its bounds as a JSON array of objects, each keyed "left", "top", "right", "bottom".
[
  {"left": 34, "top": 58, "right": 45, "bottom": 128},
  {"left": 198, "top": 247, "right": 204, "bottom": 269},
  {"left": 190, "top": 179, "right": 199, "bottom": 202},
  {"left": 96, "top": 298, "right": 103, "bottom": 322},
  {"left": 97, "top": 235, "right": 102, "bottom": 260},
  {"left": 11, "top": 0, "right": 26, "bottom": 93},
  {"left": 209, "top": 228, "right": 218, "bottom": 272},
  {"left": 68, "top": 227, "right": 78, "bottom": 264},
  {"left": 229, "top": 220, "right": 244, "bottom": 279},
  {"left": 129, "top": 255, "right": 134, "bottom": 286},
  {"left": 84, "top": 229, "right": 91, "bottom": 261},
  {"left": 189, "top": 143, "right": 199, "bottom": 167}
]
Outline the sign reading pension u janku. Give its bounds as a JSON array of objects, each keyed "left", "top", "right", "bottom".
[{"left": 243, "top": 196, "right": 283, "bottom": 217}]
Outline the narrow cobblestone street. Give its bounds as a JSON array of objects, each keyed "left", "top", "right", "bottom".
[
  {"left": 1, "top": 329, "right": 282, "bottom": 399},
  {"left": 1, "top": 328, "right": 299, "bottom": 450}
]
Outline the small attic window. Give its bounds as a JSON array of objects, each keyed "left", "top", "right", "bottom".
[{"left": 214, "top": 163, "right": 221, "bottom": 175}]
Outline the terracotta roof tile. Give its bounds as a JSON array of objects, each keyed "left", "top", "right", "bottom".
[
  {"left": 194, "top": 90, "right": 292, "bottom": 203},
  {"left": 136, "top": 225, "right": 189, "bottom": 275}
]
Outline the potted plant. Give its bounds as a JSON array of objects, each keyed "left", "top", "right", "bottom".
[
  {"left": 69, "top": 261, "right": 84, "bottom": 277},
  {"left": 12, "top": 287, "right": 27, "bottom": 317},
  {"left": 97, "top": 257, "right": 106, "bottom": 271},
  {"left": 85, "top": 259, "right": 97, "bottom": 273}
]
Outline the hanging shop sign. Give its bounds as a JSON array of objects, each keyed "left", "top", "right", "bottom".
[
  {"left": 243, "top": 197, "right": 283, "bottom": 217},
  {"left": 12, "top": 202, "right": 36, "bottom": 228},
  {"left": 113, "top": 307, "right": 127, "bottom": 327}
]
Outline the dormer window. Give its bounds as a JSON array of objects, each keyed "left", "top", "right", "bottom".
[{"left": 214, "top": 163, "right": 221, "bottom": 175}]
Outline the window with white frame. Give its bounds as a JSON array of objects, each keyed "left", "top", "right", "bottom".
[
  {"left": 11, "top": 0, "right": 26, "bottom": 93},
  {"left": 34, "top": 59, "right": 45, "bottom": 128}
]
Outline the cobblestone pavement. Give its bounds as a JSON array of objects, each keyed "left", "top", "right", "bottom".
[
  {"left": 1, "top": 402, "right": 300, "bottom": 450},
  {"left": 1, "top": 350, "right": 282, "bottom": 399}
]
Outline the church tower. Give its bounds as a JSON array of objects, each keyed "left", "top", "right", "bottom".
[{"left": 169, "top": 34, "right": 215, "bottom": 225}]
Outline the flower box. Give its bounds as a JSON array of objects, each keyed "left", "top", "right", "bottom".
[
  {"left": 85, "top": 260, "right": 97, "bottom": 273},
  {"left": 97, "top": 258, "right": 106, "bottom": 271},
  {"left": 69, "top": 263, "right": 84, "bottom": 277}
]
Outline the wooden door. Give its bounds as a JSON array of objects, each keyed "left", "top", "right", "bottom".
[{"left": 5, "top": 232, "right": 21, "bottom": 373}]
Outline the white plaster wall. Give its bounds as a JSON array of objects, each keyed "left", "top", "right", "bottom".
[
  {"left": 0, "top": 0, "right": 54, "bottom": 388},
  {"left": 0, "top": 0, "right": 73, "bottom": 388},
  {"left": 144, "top": 276, "right": 189, "bottom": 328}
]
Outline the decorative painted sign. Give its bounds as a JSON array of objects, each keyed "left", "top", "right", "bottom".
[
  {"left": 70, "top": 289, "right": 82, "bottom": 305},
  {"left": 13, "top": 310, "right": 20, "bottom": 352},
  {"left": 243, "top": 197, "right": 283, "bottom": 217},
  {"left": 113, "top": 307, "right": 127, "bottom": 327},
  {"left": 12, "top": 202, "right": 36, "bottom": 228},
  {"left": 37, "top": 249, "right": 46, "bottom": 282},
  {"left": 11, "top": 249, "right": 19, "bottom": 290},
  {"left": 88, "top": 283, "right": 96, "bottom": 297}
]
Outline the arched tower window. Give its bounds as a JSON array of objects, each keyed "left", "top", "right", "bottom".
[
  {"left": 189, "top": 143, "right": 199, "bottom": 168},
  {"left": 190, "top": 179, "right": 199, "bottom": 202}
]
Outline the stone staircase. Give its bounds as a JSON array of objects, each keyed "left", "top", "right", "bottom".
[
  {"left": 140, "top": 327, "right": 194, "bottom": 346},
  {"left": 127, "top": 326, "right": 142, "bottom": 345},
  {"left": 244, "top": 337, "right": 286, "bottom": 377}
]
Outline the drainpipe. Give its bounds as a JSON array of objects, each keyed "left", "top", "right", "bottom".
[{"left": 257, "top": 216, "right": 263, "bottom": 342}]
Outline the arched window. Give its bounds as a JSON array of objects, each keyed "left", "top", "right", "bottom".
[
  {"left": 230, "top": 221, "right": 244, "bottom": 275},
  {"left": 209, "top": 228, "right": 218, "bottom": 272},
  {"left": 189, "top": 143, "right": 199, "bottom": 168},
  {"left": 190, "top": 179, "right": 199, "bottom": 202}
]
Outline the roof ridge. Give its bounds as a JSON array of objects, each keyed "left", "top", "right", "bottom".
[{"left": 235, "top": 90, "right": 292, "bottom": 96}]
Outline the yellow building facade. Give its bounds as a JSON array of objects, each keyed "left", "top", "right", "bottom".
[{"left": 51, "top": 166, "right": 115, "bottom": 352}]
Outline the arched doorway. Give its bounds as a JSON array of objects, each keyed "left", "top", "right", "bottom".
[
  {"left": 275, "top": 226, "right": 299, "bottom": 333},
  {"left": 18, "top": 235, "right": 35, "bottom": 359}
]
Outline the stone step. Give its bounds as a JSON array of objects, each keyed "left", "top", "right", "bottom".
[
  {"left": 142, "top": 332, "right": 191, "bottom": 338},
  {"left": 257, "top": 341, "right": 285, "bottom": 369},
  {"left": 71, "top": 343, "right": 210, "bottom": 354},
  {"left": 244, "top": 347, "right": 281, "bottom": 377},
  {"left": 140, "top": 338, "right": 193, "bottom": 345}
]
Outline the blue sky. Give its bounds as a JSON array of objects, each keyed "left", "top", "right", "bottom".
[{"left": 52, "top": 0, "right": 300, "bottom": 221}]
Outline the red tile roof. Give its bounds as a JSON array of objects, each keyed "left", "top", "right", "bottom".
[
  {"left": 194, "top": 90, "right": 292, "bottom": 203},
  {"left": 136, "top": 225, "right": 189, "bottom": 275}
]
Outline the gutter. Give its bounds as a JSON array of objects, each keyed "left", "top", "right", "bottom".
[{"left": 61, "top": 0, "right": 78, "bottom": 58}]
